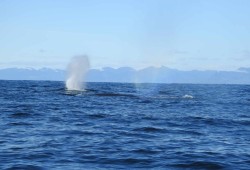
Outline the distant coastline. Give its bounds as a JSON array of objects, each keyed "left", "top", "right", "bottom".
[{"left": 0, "top": 67, "right": 250, "bottom": 84}]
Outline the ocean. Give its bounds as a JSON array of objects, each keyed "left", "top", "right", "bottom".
[{"left": 0, "top": 80, "right": 250, "bottom": 170}]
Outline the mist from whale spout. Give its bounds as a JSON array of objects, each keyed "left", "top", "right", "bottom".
[{"left": 66, "top": 55, "right": 89, "bottom": 91}]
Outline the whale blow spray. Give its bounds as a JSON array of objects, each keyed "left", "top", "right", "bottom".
[{"left": 66, "top": 55, "right": 90, "bottom": 91}]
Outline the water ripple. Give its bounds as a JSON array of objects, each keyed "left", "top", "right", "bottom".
[{"left": 0, "top": 81, "right": 249, "bottom": 169}]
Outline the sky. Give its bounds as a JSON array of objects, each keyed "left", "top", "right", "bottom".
[{"left": 0, "top": 0, "right": 250, "bottom": 71}]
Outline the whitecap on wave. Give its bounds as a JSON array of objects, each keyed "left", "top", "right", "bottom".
[{"left": 182, "top": 94, "right": 194, "bottom": 99}]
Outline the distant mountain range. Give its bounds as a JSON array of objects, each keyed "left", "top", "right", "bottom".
[{"left": 0, "top": 67, "right": 250, "bottom": 84}]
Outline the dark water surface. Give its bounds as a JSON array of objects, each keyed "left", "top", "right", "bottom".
[{"left": 0, "top": 80, "right": 250, "bottom": 169}]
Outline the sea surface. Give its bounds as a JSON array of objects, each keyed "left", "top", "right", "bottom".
[{"left": 0, "top": 80, "right": 250, "bottom": 170}]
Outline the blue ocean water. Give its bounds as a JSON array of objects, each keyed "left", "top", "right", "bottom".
[{"left": 0, "top": 80, "right": 250, "bottom": 170}]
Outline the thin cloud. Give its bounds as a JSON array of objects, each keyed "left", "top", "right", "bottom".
[{"left": 231, "top": 50, "right": 250, "bottom": 61}]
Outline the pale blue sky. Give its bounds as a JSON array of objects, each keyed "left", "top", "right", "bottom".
[{"left": 0, "top": 0, "right": 250, "bottom": 70}]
